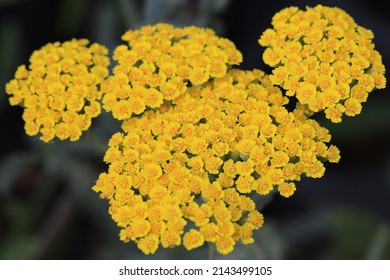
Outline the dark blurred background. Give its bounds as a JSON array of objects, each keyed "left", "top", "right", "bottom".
[{"left": 0, "top": 0, "right": 389, "bottom": 260}]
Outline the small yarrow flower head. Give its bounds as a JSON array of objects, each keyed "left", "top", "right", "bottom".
[
  {"left": 92, "top": 68, "right": 340, "bottom": 255},
  {"left": 5, "top": 39, "right": 110, "bottom": 142},
  {"left": 101, "top": 23, "right": 243, "bottom": 120},
  {"left": 259, "top": 5, "right": 386, "bottom": 122}
]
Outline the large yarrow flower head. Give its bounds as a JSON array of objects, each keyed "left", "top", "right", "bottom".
[
  {"left": 259, "top": 5, "right": 386, "bottom": 122},
  {"left": 92, "top": 69, "right": 340, "bottom": 255},
  {"left": 5, "top": 39, "right": 110, "bottom": 142},
  {"left": 101, "top": 23, "right": 243, "bottom": 120}
]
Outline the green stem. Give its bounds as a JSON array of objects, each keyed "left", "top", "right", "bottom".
[
  {"left": 85, "top": 130, "right": 106, "bottom": 153},
  {"left": 208, "top": 242, "right": 215, "bottom": 260}
]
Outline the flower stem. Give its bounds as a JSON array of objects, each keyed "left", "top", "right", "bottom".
[
  {"left": 208, "top": 242, "right": 215, "bottom": 260},
  {"left": 85, "top": 130, "right": 106, "bottom": 153}
]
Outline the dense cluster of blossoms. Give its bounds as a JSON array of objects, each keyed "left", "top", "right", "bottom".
[
  {"left": 4, "top": 5, "right": 385, "bottom": 255},
  {"left": 259, "top": 5, "right": 386, "bottom": 122},
  {"left": 92, "top": 68, "right": 340, "bottom": 254},
  {"left": 5, "top": 39, "right": 110, "bottom": 142},
  {"left": 102, "top": 23, "right": 242, "bottom": 120}
]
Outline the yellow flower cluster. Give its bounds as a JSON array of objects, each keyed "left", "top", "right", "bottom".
[
  {"left": 259, "top": 5, "right": 386, "bottom": 122},
  {"left": 92, "top": 68, "right": 340, "bottom": 254},
  {"left": 5, "top": 5, "right": 385, "bottom": 256},
  {"left": 5, "top": 39, "right": 110, "bottom": 142},
  {"left": 101, "top": 23, "right": 243, "bottom": 120}
]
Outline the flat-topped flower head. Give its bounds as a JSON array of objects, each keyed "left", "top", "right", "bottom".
[
  {"left": 102, "top": 23, "right": 243, "bottom": 120},
  {"left": 92, "top": 68, "right": 340, "bottom": 255},
  {"left": 5, "top": 39, "right": 110, "bottom": 142},
  {"left": 259, "top": 5, "right": 386, "bottom": 122}
]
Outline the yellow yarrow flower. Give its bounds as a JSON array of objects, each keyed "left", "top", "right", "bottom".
[
  {"left": 5, "top": 39, "right": 110, "bottom": 142},
  {"left": 102, "top": 23, "right": 243, "bottom": 120},
  {"left": 183, "top": 229, "right": 205, "bottom": 250},
  {"left": 92, "top": 68, "right": 341, "bottom": 255},
  {"left": 259, "top": 5, "right": 386, "bottom": 122}
]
